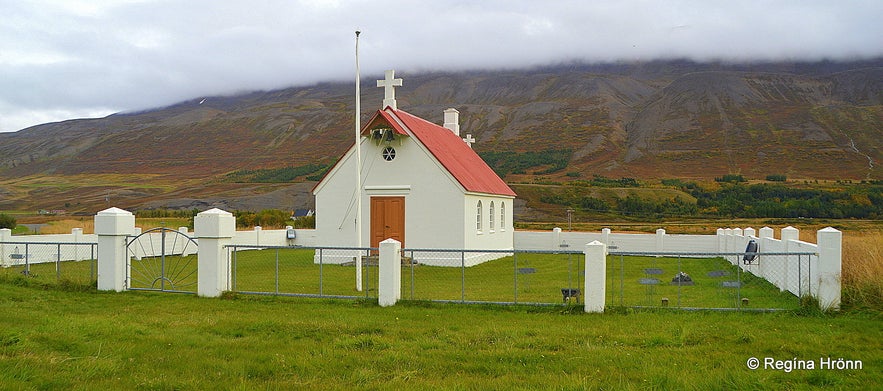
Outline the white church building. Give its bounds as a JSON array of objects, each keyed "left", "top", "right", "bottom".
[{"left": 312, "top": 70, "right": 516, "bottom": 266}]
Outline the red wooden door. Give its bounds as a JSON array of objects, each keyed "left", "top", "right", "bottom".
[{"left": 370, "top": 197, "right": 405, "bottom": 248}]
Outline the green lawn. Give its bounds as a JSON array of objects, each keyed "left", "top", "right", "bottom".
[
  {"left": 1, "top": 259, "right": 96, "bottom": 286},
  {"left": 0, "top": 280, "right": 879, "bottom": 390}
]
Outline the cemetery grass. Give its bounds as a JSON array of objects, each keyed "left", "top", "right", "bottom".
[{"left": 0, "top": 281, "right": 881, "bottom": 390}]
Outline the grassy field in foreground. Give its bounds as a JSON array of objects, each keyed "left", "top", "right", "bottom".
[{"left": 0, "top": 281, "right": 880, "bottom": 390}]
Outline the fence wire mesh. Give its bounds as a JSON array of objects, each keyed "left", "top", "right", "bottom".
[
  {"left": 227, "top": 246, "right": 585, "bottom": 305},
  {"left": 608, "top": 252, "right": 815, "bottom": 310},
  {"left": 229, "top": 246, "right": 376, "bottom": 299},
  {"left": 1, "top": 241, "right": 97, "bottom": 286},
  {"left": 402, "top": 249, "right": 585, "bottom": 305},
  {"left": 225, "top": 245, "right": 815, "bottom": 310},
  {"left": 2, "top": 239, "right": 818, "bottom": 312}
]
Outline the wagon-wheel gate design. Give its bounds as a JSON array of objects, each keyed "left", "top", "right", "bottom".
[{"left": 126, "top": 227, "right": 198, "bottom": 293}]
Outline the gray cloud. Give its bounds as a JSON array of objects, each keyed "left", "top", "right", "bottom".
[{"left": 1, "top": 0, "right": 881, "bottom": 132}]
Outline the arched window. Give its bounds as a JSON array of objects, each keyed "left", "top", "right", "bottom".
[
  {"left": 476, "top": 201, "right": 483, "bottom": 232},
  {"left": 490, "top": 201, "right": 495, "bottom": 231},
  {"left": 500, "top": 202, "right": 506, "bottom": 231}
]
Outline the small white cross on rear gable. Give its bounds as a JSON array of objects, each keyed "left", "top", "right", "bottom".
[{"left": 377, "top": 70, "right": 403, "bottom": 110}]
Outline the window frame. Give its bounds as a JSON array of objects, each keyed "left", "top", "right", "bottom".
[
  {"left": 489, "top": 201, "right": 495, "bottom": 232},
  {"left": 476, "top": 200, "right": 482, "bottom": 233},
  {"left": 500, "top": 202, "right": 506, "bottom": 231}
]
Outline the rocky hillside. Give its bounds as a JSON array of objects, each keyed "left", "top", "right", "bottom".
[{"left": 0, "top": 59, "right": 880, "bottom": 212}]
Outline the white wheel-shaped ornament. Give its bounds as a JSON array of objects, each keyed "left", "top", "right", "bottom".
[{"left": 382, "top": 147, "right": 396, "bottom": 161}]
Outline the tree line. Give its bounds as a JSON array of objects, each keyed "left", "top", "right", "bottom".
[
  {"left": 539, "top": 180, "right": 883, "bottom": 219},
  {"left": 133, "top": 208, "right": 315, "bottom": 229},
  {"left": 479, "top": 149, "right": 572, "bottom": 176},
  {"left": 0, "top": 213, "right": 15, "bottom": 229},
  {"left": 224, "top": 163, "right": 331, "bottom": 183},
  {"left": 540, "top": 190, "right": 697, "bottom": 219},
  {"left": 687, "top": 183, "right": 883, "bottom": 219}
]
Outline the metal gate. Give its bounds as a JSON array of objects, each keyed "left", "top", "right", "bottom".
[{"left": 126, "top": 227, "right": 198, "bottom": 293}]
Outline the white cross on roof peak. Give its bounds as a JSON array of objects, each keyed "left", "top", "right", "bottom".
[
  {"left": 463, "top": 134, "right": 475, "bottom": 148},
  {"left": 377, "top": 70, "right": 403, "bottom": 110}
]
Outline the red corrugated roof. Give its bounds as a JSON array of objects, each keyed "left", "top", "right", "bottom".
[
  {"left": 386, "top": 109, "right": 516, "bottom": 197},
  {"left": 361, "top": 110, "right": 409, "bottom": 136},
  {"left": 315, "top": 108, "right": 516, "bottom": 197}
]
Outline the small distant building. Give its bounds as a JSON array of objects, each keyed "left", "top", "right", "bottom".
[
  {"left": 292, "top": 209, "right": 314, "bottom": 220},
  {"left": 38, "top": 209, "right": 67, "bottom": 215},
  {"left": 312, "top": 70, "right": 516, "bottom": 266}
]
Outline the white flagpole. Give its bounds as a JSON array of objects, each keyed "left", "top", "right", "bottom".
[{"left": 354, "top": 30, "right": 363, "bottom": 292}]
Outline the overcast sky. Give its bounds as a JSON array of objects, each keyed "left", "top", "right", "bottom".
[{"left": 1, "top": 0, "right": 880, "bottom": 133}]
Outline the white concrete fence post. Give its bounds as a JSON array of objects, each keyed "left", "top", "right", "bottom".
[
  {"left": 552, "top": 227, "right": 562, "bottom": 250},
  {"left": 758, "top": 226, "right": 774, "bottom": 239},
  {"left": 95, "top": 207, "right": 135, "bottom": 292},
  {"left": 655, "top": 228, "right": 665, "bottom": 253},
  {"left": 732, "top": 228, "right": 745, "bottom": 270},
  {"left": 0, "top": 228, "right": 11, "bottom": 267},
  {"left": 781, "top": 226, "right": 799, "bottom": 295},
  {"left": 601, "top": 228, "right": 611, "bottom": 247},
  {"left": 378, "top": 238, "right": 402, "bottom": 307},
  {"left": 584, "top": 240, "right": 607, "bottom": 313},
  {"left": 758, "top": 226, "right": 775, "bottom": 285},
  {"left": 195, "top": 208, "right": 236, "bottom": 298},
  {"left": 72, "top": 228, "right": 84, "bottom": 262},
  {"left": 724, "top": 228, "right": 734, "bottom": 264},
  {"left": 743, "top": 227, "right": 756, "bottom": 238},
  {"left": 816, "top": 227, "right": 842, "bottom": 310}
]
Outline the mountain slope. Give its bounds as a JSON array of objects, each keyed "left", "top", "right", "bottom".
[{"left": 0, "top": 59, "right": 880, "bottom": 212}]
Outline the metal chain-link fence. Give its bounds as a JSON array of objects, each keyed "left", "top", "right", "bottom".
[
  {"left": 402, "top": 248, "right": 585, "bottom": 305},
  {"left": 608, "top": 252, "right": 815, "bottom": 310},
  {"left": 225, "top": 246, "right": 815, "bottom": 310},
  {"left": 1, "top": 241, "right": 97, "bottom": 286},
  {"left": 229, "top": 246, "right": 376, "bottom": 299},
  {"left": 2, "top": 241, "right": 815, "bottom": 311},
  {"left": 227, "top": 246, "right": 585, "bottom": 304}
]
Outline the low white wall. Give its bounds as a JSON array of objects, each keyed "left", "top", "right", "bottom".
[
  {"left": 1, "top": 228, "right": 97, "bottom": 266},
  {"left": 230, "top": 227, "right": 318, "bottom": 247},
  {"left": 513, "top": 229, "right": 719, "bottom": 253},
  {"left": 665, "top": 234, "right": 719, "bottom": 253},
  {"left": 1, "top": 225, "right": 319, "bottom": 266}
]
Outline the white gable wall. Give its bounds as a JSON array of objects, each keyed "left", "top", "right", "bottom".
[
  {"left": 363, "top": 135, "right": 465, "bottom": 250},
  {"left": 314, "top": 145, "right": 361, "bottom": 248},
  {"left": 315, "top": 136, "right": 467, "bottom": 250}
]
